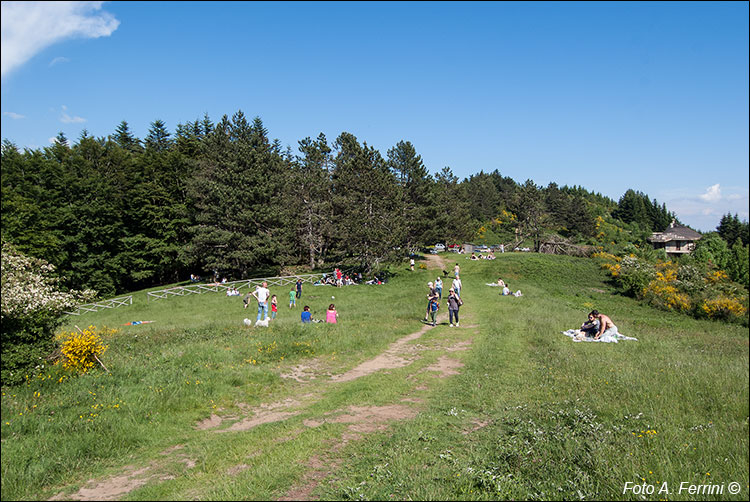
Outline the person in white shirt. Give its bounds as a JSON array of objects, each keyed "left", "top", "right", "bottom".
[
  {"left": 452, "top": 275, "right": 462, "bottom": 298},
  {"left": 251, "top": 282, "right": 271, "bottom": 322}
]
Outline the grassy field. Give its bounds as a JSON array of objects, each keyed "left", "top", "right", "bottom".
[{"left": 1, "top": 253, "right": 748, "bottom": 501}]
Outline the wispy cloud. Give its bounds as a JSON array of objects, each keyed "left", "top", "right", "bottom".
[
  {"left": 3, "top": 111, "right": 25, "bottom": 119},
  {"left": 49, "top": 56, "right": 71, "bottom": 67},
  {"left": 1, "top": 1, "right": 119, "bottom": 78},
  {"left": 60, "top": 104, "right": 85, "bottom": 123}
]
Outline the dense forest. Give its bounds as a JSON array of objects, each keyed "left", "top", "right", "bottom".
[{"left": 1, "top": 110, "right": 745, "bottom": 299}]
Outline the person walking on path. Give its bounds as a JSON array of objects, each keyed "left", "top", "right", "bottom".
[
  {"left": 435, "top": 277, "right": 443, "bottom": 299},
  {"left": 452, "top": 275, "right": 462, "bottom": 298},
  {"left": 424, "top": 281, "right": 438, "bottom": 322},
  {"left": 447, "top": 288, "right": 462, "bottom": 327},
  {"left": 296, "top": 278, "right": 303, "bottom": 299},
  {"left": 251, "top": 282, "right": 271, "bottom": 322},
  {"left": 427, "top": 294, "right": 440, "bottom": 326},
  {"left": 454, "top": 263, "right": 460, "bottom": 278}
]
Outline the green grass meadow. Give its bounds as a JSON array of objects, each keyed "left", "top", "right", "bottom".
[{"left": 1, "top": 253, "right": 748, "bottom": 501}]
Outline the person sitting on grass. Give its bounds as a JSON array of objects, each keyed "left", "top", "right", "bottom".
[
  {"left": 580, "top": 313, "right": 600, "bottom": 337},
  {"left": 301, "top": 305, "right": 313, "bottom": 323},
  {"left": 591, "top": 310, "right": 619, "bottom": 340},
  {"left": 326, "top": 304, "right": 338, "bottom": 324}
]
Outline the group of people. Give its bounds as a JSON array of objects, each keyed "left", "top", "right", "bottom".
[
  {"left": 578, "top": 310, "right": 619, "bottom": 340},
  {"left": 241, "top": 279, "right": 339, "bottom": 325},
  {"left": 300, "top": 304, "right": 338, "bottom": 324},
  {"left": 469, "top": 251, "right": 496, "bottom": 260},
  {"left": 424, "top": 269, "right": 464, "bottom": 327}
]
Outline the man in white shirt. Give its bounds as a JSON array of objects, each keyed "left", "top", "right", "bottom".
[
  {"left": 252, "top": 282, "right": 271, "bottom": 321},
  {"left": 452, "top": 275, "right": 462, "bottom": 298}
]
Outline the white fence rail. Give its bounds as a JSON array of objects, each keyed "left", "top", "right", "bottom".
[
  {"left": 146, "top": 274, "right": 324, "bottom": 301},
  {"left": 64, "top": 296, "right": 133, "bottom": 316}
]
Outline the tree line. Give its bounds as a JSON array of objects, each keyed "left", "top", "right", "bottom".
[{"left": 0, "top": 109, "right": 722, "bottom": 299}]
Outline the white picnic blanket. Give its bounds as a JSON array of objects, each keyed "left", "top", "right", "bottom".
[{"left": 561, "top": 329, "right": 638, "bottom": 343}]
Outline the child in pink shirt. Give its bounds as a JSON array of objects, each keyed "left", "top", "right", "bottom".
[{"left": 326, "top": 304, "right": 338, "bottom": 324}]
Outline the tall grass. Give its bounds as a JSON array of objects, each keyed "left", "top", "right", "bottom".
[{"left": 1, "top": 253, "right": 747, "bottom": 501}]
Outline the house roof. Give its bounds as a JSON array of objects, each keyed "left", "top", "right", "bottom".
[{"left": 648, "top": 222, "right": 703, "bottom": 243}]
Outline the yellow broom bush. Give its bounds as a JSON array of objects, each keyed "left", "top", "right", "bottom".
[{"left": 57, "top": 326, "right": 111, "bottom": 374}]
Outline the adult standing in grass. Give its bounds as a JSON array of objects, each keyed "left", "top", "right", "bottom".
[
  {"left": 435, "top": 277, "right": 443, "bottom": 299},
  {"left": 447, "top": 288, "right": 461, "bottom": 327},
  {"left": 251, "top": 282, "right": 271, "bottom": 322},
  {"left": 296, "top": 278, "right": 303, "bottom": 299},
  {"left": 454, "top": 263, "right": 460, "bottom": 278}
]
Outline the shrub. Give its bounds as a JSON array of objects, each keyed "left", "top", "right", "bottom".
[
  {"left": 57, "top": 326, "right": 111, "bottom": 374},
  {"left": 1, "top": 243, "right": 95, "bottom": 385}
]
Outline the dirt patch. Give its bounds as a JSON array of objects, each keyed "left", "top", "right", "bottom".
[
  {"left": 280, "top": 360, "right": 331, "bottom": 382},
  {"left": 462, "top": 418, "right": 491, "bottom": 435},
  {"left": 330, "top": 323, "right": 437, "bottom": 383},
  {"left": 423, "top": 253, "right": 448, "bottom": 271},
  {"left": 221, "top": 410, "right": 300, "bottom": 432},
  {"left": 195, "top": 414, "right": 223, "bottom": 430},
  {"left": 422, "top": 356, "right": 464, "bottom": 378}
]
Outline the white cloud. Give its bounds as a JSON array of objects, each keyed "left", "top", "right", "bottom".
[
  {"left": 1, "top": 1, "right": 119, "bottom": 78},
  {"left": 3, "top": 111, "right": 25, "bottom": 119},
  {"left": 699, "top": 184, "right": 722, "bottom": 202},
  {"left": 49, "top": 56, "right": 71, "bottom": 66},
  {"left": 59, "top": 104, "right": 86, "bottom": 123}
]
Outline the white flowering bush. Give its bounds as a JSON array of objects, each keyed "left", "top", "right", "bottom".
[{"left": 1, "top": 242, "right": 96, "bottom": 385}]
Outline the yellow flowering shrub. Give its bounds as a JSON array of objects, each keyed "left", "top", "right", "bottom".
[
  {"left": 701, "top": 297, "right": 747, "bottom": 320},
  {"left": 707, "top": 270, "right": 730, "bottom": 284},
  {"left": 642, "top": 274, "right": 691, "bottom": 313},
  {"left": 57, "top": 326, "right": 111, "bottom": 374}
]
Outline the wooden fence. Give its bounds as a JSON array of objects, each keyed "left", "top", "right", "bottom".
[
  {"left": 63, "top": 296, "right": 133, "bottom": 316},
  {"left": 146, "top": 274, "right": 324, "bottom": 301}
]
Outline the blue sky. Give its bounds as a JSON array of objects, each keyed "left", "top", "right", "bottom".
[{"left": 2, "top": 1, "right": 748, "bottom": 233}]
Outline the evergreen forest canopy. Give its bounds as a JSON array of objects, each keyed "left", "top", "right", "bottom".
[{"left": 1, "top": 110, "right": 743, "bottom": 299}]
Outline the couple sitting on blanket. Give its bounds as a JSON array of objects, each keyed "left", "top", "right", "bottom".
[{"left": 574, "top": 310, "right": 618, "bottom": 340}]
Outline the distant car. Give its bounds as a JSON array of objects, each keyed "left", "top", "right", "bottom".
[
  {"left": 434, "top": 243, "right": 446, "bottom": 252},
  {"left": 476, "top": 245, "right": 490, "bottom": 253}
]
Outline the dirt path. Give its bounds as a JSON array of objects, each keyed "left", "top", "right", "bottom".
[{"left": 51, "top": 253, "right": 472, "bottom": 501}]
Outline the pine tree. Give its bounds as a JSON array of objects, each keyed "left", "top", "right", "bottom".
[
  {"left": 387, "top": 140, "right": 431, "bottom": 251},
  {"left": 330, "top": 132, "right": 403, "bottom": 273},
  {"left": 288, "top": 133, "right": 333, "bottom": 268},
  {"left": 185, "top": 112, "right": 286, "bottom": 279}
]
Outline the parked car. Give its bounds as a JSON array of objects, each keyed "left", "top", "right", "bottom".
[{"left": 434, "top": 243, "right": 446, "bottom": 252}]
